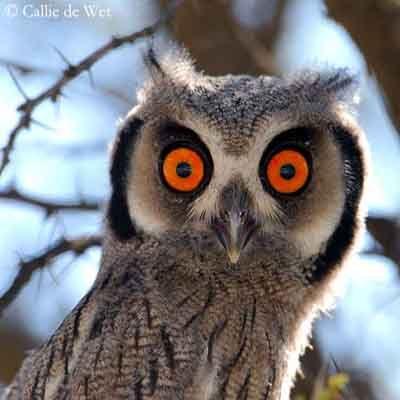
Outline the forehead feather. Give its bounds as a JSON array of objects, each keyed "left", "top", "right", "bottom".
[
  {"left": 141, "top": 54, "right": 358, "bottom": 116},
  {"left": 137, "top": 50, "right": 359, "bottom": 156}
]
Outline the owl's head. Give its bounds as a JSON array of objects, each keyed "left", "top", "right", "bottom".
[{"left": 107, "top": 49, "right": 367, "bottom": 283}]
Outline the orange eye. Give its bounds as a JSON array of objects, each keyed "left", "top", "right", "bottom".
[
  {"left": 162, "top": 147, "right": 205, "bottom": 192},
  {"left": 266, "top": 149, "right": 310, "bottom": 194}
]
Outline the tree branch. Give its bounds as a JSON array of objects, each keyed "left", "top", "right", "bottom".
[
  {"left": 367, "top": 216, "right": 400, "bottom": 268},
  {"left": 0, "top": 187, "right": 100, "bottom": 216},
  {"left": 163, "top": 0, "right": 287, "bottom": 76},
  {"left": 326, "top": 0, "right": 400, "bottom": 132},
  {"left": 0, "top": 59, "right": 51, "bottom": 75},
  {"left": 0, "top": 8, "right": 174, "bottom": 178},
  {"left": 0, "top": 235, "right": 102, "bottom": 319}
]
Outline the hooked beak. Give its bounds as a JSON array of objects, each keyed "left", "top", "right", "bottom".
[{"left": 211, "top": 209, "right": 259, "bottom": 264}]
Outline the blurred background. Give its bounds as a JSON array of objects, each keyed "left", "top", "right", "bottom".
[{"left": 0, "top": 1, "right": 399, "bottom": 398}]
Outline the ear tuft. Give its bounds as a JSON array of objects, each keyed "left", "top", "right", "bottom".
[
  {"left": 143, "top": 44, "right": 167, "bottom": 80},
  {"left": 318, "top": 68, "right": 360, "bottom": 107},
  {"left": 142, "top": 42, "right": 200, "bottom": 87},
  {"left": 286, "top": 68, "right": 361, "bottom": 111}
]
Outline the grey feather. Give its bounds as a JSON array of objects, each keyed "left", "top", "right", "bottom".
[{"left": 4, "top": 48, "right": 368, "bottom": 400}]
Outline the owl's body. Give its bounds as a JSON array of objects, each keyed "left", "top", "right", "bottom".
[{"left": 4, "top": 50, "right": 367, "bottom": 400}]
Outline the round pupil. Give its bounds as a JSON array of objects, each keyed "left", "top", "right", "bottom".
[
  {"left": 176, "top": 162, "right": 192, "bottom": 178},
  {"left": 280, "top": 164, "right": 296, "bottom": 180}
]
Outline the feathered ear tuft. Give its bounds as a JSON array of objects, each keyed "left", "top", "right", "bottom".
[
  {"left": 318, "top": 68, "right": 361, "bottom": 107},
  {"left": 143, "top": 44, "right": 168, "bottom": 80},
  {"left": 286, "top": 68, "right": 361, "bottom": 111},
  {"left": 142, "top": 42, "right": 200, "bottom": 86}
]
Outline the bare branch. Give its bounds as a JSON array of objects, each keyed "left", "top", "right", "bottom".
[
  {"left": 6, "top": 66, "right": 29, "bottom": 101},
  {"left": 326, "top": 0, "right": 400, "bottom": 132},
  {"left": 0, "top": 187, "right": 100, "bottom": 216},
  {"left": 0, "top": 59, "right": 51, "bottom": 75},
  {"left": 367, "top": 216, "right": 400, "bottom": 267},
  {"left": 0, "top": 8, "right": 175, "bottom": 178},
  {"left": 0, "top": 235, "right": 102, "bottom": 319},
  {"left": 230, "top": 24, "right": 277, "bottom": 74},
  {"left": 164, "top": 0, "right": 287, "bottom": 76},
  {"left": 51, "top": 45, "right": 74, "bottom": 68}
]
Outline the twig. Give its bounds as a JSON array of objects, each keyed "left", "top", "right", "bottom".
[
  {"left": 0, "top": 10, "right": 173, "bottom": 178},
  {"left": 231, "top": 25, "right": 277, "bottom": 74},
  {"left": 0, "top": 58, "right": 51, "bottom": 75},
  {"left": 0, "top": 187, "right": 100, "bottom": 216},
  {"left": 326, "top": 0, "right": 400, "bottom": 132},
  {"left": 367, "top": 216, "right": 400, "bottom": 267},
  {"left": 165, "top": 0, "right": 285, "bottom": 76},
  {"left": 6, "top": 65, "right": 29, "bottom": 100},
  {"left": 0, "top": 235, "right": 102, "bottom": 319}
]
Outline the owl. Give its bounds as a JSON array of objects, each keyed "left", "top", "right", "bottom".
[{"left": 4, "top": 48, "right": 367, "bottom": 400}]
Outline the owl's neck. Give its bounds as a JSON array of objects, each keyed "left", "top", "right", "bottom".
[{"left": 95, "top": 230, "right": 318, "bottom": 399}]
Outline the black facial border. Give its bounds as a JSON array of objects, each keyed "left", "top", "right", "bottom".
[
  {"left": 158, "top": 126, "right": 214, "bottom": 197},
  {"left": 259, "top": 127, "right": 313, "bottom": 198},
  {"left": 108, "top": 117, "right": 144, "bottom": 240},
  {"left": 311, "top": 123, "right": 365, "bottom": 283}
]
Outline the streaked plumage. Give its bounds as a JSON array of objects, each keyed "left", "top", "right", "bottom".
[{"left": 4, "top": 48, "right": 368, "bottom": 400}]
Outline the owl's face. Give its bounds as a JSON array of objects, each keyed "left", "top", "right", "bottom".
[{"left": 108, "top": 53, "right": 366, "bottom": 283}]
